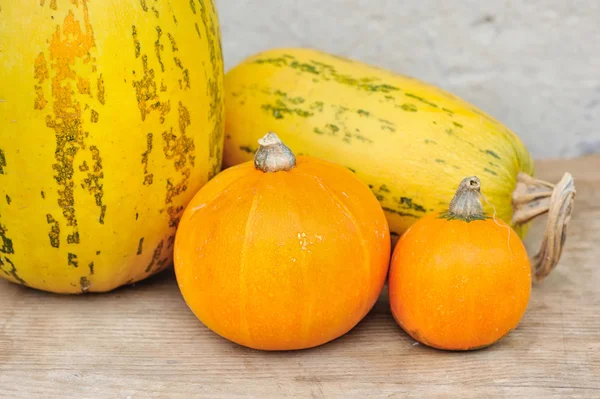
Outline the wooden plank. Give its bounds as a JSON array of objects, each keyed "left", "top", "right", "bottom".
[{"left": 1, "top": 155, "right": 599, "bottom": 398}]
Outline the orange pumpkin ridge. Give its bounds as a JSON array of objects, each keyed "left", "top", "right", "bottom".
[
  {"left": 388, "top": 176, "right": 532, "bottom": 351},
  {"left": 174, "top": 132, "right": 391, "bottom": 351}
]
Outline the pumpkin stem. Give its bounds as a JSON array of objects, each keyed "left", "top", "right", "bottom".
[
  {"left": 253, "top": 132, "right": 296, "bottom": 172},
  {"left": 512, "top": 172, "right": 576, "bottom": 283},
  {"left": 444, "top": 176, "right": 487, "bottom": 221}
]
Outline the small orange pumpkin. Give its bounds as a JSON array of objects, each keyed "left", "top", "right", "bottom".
[
  {"left": 388, "top": 176, "right": 531, "bottom": 351},
  {"left": 174, "top": 132, "right": 390, "bottom": 351}
]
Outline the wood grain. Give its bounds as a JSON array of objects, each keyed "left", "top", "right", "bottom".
[{"left": 1, "top": 155, "right": 599, "bottom": 399}]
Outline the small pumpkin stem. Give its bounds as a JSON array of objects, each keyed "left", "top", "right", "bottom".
[
  {"left": 512, "top": 172, "right": 576, "bottom": 283},
  {"left": 253, "top": 132, "right": 296, "bottom": 173},
  {"left": 446, "top": 176, "right": 486, "bottom": 221}
]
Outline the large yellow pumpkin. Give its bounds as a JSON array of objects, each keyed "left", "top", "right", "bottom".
[{"left": 0, "top": 1, "right": 225, "bottom": 293}]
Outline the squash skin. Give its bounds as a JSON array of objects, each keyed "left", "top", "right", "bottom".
[
  {"left": 0, "top": 0, "right": 224, "bottom": 293},
  {"left": 223, "top": 48, "right": 535, "bottom": 244},
  {"left": 388, "top": 212, "right": 532, "bottom": 351},
  {"left": 174, "top": 156, "right": 391, "bottom": 351}
]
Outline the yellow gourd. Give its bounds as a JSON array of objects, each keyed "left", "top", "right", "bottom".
[
  {"left": 223, "top": 47, "right": 576, "bottom": 281},
  {"left": 0, "top": 0, "right": 224, "bottom": 293}
]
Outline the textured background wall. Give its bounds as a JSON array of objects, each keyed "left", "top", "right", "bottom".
[{"left": 216, "top": 0, "right": 600, "bottom": 159}]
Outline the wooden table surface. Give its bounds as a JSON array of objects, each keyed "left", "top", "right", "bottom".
[{"left": 1, "top": 155, "right": 599, "bottom": 399}]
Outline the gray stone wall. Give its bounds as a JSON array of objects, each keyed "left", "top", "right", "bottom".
[{"left": 216, "top": 0, "right": 600, "bottom": 159}]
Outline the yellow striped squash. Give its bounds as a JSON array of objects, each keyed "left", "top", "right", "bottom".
[
  {"left": 0, "top": 0, "right": 224, "bottom": 293},
  {"left": 223, "top": 48, "right": 575, "bottom": 281}
]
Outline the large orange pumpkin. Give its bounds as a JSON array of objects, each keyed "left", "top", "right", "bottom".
[
  {"left": 388, "top": 176, "right": 532, "bottom": 351},
  {"left": 174, "top": 132, "right": 391, "bottom": 350}
]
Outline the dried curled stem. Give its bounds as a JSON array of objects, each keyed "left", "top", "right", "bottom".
[{"left": 512, "top": 172, "right": 576, "bottom": 282}]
